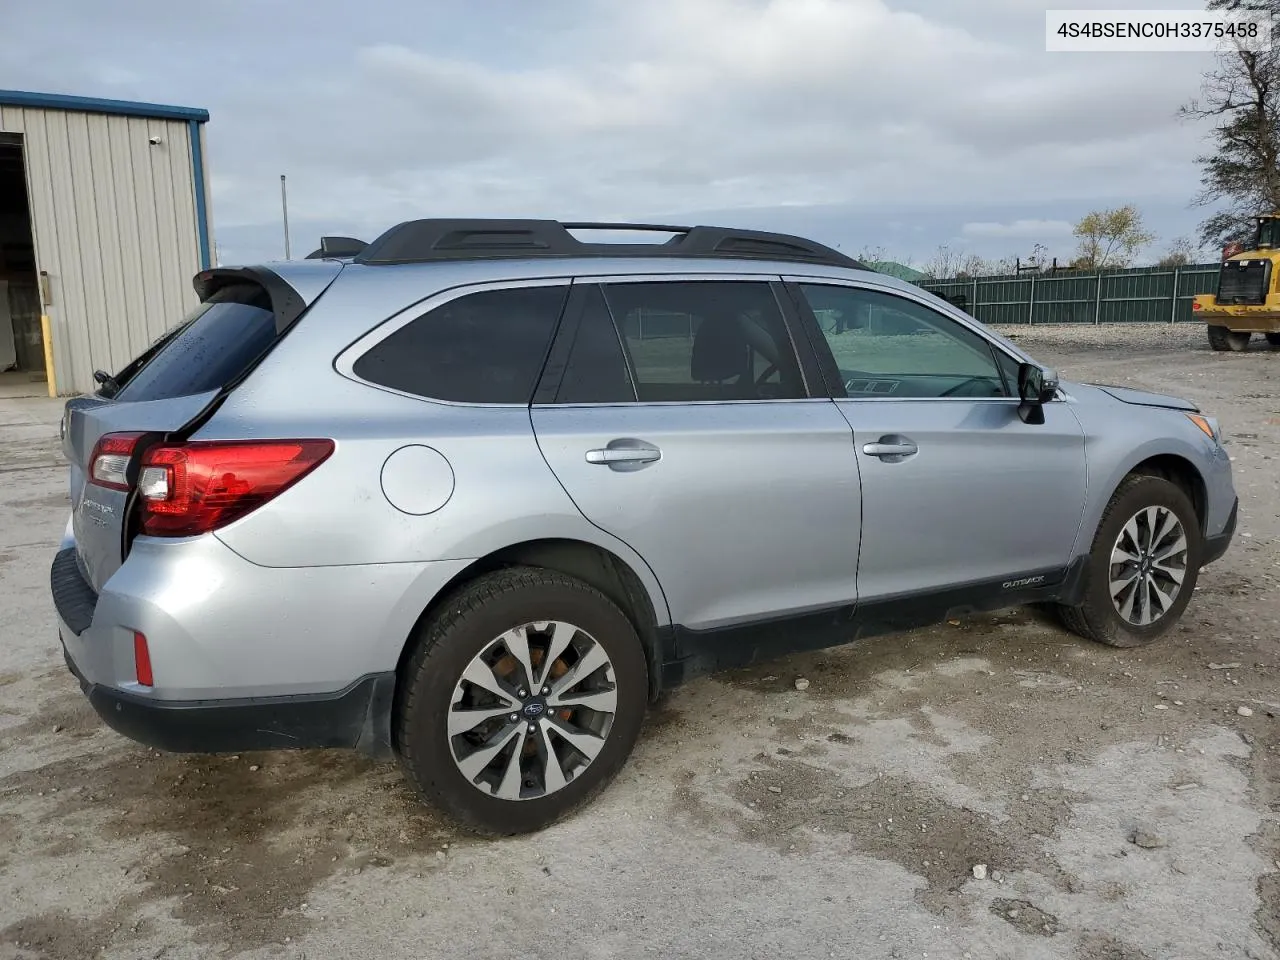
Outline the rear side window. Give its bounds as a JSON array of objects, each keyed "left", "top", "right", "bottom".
[
  {"left": 354, "top": 286, "right": 568, "bottom": 404},
  {"left": 114, "top": 284, "right": 277, "bottom": 403},
  {"left": 556, "top": 286, "right": 637, "bottom": 403},
  {"left": 595, "top": 281, "right": 805, "bottom": 402}
]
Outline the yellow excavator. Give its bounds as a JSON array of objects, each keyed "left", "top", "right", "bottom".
[{"left": 1193, "top": 213, "right": 1280, "bottom": 351}]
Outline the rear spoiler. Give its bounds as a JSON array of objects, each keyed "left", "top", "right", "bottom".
[{"left": 192, "top": 266, "right": 308, "bottom": 336}]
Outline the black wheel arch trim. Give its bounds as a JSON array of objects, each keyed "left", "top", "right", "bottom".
[{"left": 1202, "top": 497, "right": 1238, "bottom": 566}]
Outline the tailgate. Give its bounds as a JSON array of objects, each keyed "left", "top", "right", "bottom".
[
  {"left": 63, "top": 263, "right": 340, "bottom": 594},
  {"left": 66, "top": 391, "right": 219, "bottom": 591}
]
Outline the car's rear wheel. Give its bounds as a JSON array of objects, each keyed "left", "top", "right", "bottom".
[
  {"left": 396, "top": 567, "right": 648, "bottom": 835},
  {"left": 1057, "top": 475, "right": 1202, "bottom": 648},
  {"left": 1207, "top": 325, "right": 1251, "bottom": 351},
  {"left": 1265, "top": 332, "right": 1280, "bottom": 346}
]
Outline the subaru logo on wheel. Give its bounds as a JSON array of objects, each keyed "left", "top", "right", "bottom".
[{"left": 523, "top": 702, "right": 545, "bottom": 718}]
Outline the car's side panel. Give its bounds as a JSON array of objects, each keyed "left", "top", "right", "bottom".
[
  {"left": 533, "top": 399, "right": 861, "bottom": 630},
  {"left": 838, "top": 397, "right": 1088, "bottom": 599},
  {"left": 1064, "top": 382, "right": 1235, "bottom": 549},
  {"left": 202, "top": 271, "right": 673, "bottom": 628},
  {"left": 529, "top": 274, "right": 861, "bottom": 632},
  {"left": 781, "top": 275, "right": 1089, "bottom": 599},
  {"left": 204, "top": 389, "right": 672, "bottom": 620}
]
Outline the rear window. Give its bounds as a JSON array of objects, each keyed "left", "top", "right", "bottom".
[
  {"left": 113, "top": 284, "right": 277, "bottom": 403},
  {"left": 352, "top": 285, "right": 568, "bottom": 404}
]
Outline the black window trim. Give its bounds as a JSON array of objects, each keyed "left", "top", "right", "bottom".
[
  {"left": 532, "top": 273, "right": 823, "bottom": 407},
  {"left": 782, "top": 278, "right": 1035, "bottom": 403},
  {"left": 334, "top": 276, "right": 575, "bottom": 408}
]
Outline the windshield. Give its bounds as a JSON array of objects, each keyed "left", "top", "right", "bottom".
[{"left": 1257, "top": 219, "right": 1280, "bottom": 249}]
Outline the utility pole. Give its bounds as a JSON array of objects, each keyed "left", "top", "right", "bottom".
[{"left": 280, "top": 174, "right": 291, "bottom": 260}]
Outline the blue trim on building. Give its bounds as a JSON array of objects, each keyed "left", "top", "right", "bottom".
[
  {"left": 0, "top": 89, "right": 209, "bottom": 123},
  {"left": 188, "top": 121, "right": 211, "bottom": 269}
]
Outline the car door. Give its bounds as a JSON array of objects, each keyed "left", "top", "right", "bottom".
[
  {"left": 530, "top": 277, "right": 861, "bottom": 632},
  {"left": 787, "top": 279, "right": 1087, "bottom": 603}
]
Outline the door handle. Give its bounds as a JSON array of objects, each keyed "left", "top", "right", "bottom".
[
  {"left": 586, "top": 448, "right": 661, "bottom": 464},
  {"left": 861, "top": 436, "right": 918, "bottom": 460},
  {"left": 585, "top": 440, "right": 662, "bottom": 469}
]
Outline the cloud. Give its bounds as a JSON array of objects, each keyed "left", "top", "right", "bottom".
[
  {"left": 0, "top": 0, "right": 1222, "bottom": 265},
  {"left": 962, "top": 219, "right": 1075, "bottom": 238}
]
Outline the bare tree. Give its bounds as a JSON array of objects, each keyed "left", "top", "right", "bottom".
[
  {"left": 1181, "top": 0, "right": 1280, "bottom": 248},
  {"left": 1156, "top": 236, "right": 1202, "bottom": 266},
  {"left": 1022, "top": 242, "right": 1051, "bottom": 271},
  {"left": 922, "top": 245, "right": 995, "bottom": 279},
  {"left": 1072, "top": 206, "right": 1156, "bottom": 269},
  {"left": 855, "top": 244, "right": 888, "bottom": 265}
]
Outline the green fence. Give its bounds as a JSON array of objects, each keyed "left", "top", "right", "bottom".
[{"left": 919, "top": 263, "right": 1220, "bottom": 325}]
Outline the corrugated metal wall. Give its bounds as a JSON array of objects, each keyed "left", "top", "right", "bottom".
[{"left": 0, "top": 106, "right": 206, "bottom": 394}]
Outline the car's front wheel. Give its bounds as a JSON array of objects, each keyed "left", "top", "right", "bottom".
[
  {"left": 396, "top": 567, "right": 648, "bottom": 835},
  {"left": 1057, "top": 474, "right": 1203, "bottom": 647}
]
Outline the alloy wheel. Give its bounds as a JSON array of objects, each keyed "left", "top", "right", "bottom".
[
  {"left": 1109, "top": 506, "right": 1189, "bottom": 627},
  {"left": 447, "top": 621, "right": 617, "bottom": 801}
]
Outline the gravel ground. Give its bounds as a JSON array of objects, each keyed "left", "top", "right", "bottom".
[{"left": 1, "top": 323, "right": 1278, "bottom": 960}]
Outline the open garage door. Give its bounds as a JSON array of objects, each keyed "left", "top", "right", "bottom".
[{"left": 0, "top": 133, "right": 42, "bottom": 388}]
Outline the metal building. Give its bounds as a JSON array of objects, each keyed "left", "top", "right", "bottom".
[{"left": 0, "top": 91, "right": 212, "bottom": 396}]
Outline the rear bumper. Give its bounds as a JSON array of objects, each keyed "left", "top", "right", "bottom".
[
  {"left": 1203, "top": 497, "right": 1238, "bottom": 566},
  {"left": 48, "top": 539, "right": 469, "bottom": 756},
  {"left": 62, "top": 644, "right": 395, "bottom": 754},
  {"left": 48, "top": 535, "right": 469, "bottom": 698}
]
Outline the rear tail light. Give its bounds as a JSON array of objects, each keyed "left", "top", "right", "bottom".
[
  {"left": 137, "top": 439, "right": 334, "bottom": 537},
  {"left": 133, "top": 631, "right": 154, "bottom": 687},
  {"left": 88, "top": 432, "right": 145, "bottom": 491}
]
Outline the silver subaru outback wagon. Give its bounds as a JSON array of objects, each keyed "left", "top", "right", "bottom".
[{"left": 51, "top": 220, "right": 1237, "bottom": 834}]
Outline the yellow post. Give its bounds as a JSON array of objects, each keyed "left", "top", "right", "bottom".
[{"left": 39, "top": 314, "right": 57, "bottom": 397}]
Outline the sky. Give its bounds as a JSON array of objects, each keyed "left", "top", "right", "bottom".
[{"left": 0, "top": 0, "right": 1232, "bottom": 268}]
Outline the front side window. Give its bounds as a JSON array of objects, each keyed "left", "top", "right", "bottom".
[
  {"left": 583, "top": 281, "right": 805, "bottom": 402},
  {"left": 799, "top": 284, "right": 1010, "bottom": 399},
  {"left": 353, "top": 285, "right": 568, "bottom": 404}
]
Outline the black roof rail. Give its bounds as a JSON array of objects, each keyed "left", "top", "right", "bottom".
[
  {"left": 352, "top": 219, "right": 865, "bottom": 270},
  {"left": 304, "top": 236, "right": 368, "bottom": 260}
]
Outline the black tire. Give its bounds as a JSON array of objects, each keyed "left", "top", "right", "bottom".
[
  {"left": 1207, "top": 325, "right": 1251, "bottom": 351},
  {"left": 1265, "top": 332, "right": 1280, "bottom": 347},
  {"left": 1057, "top": 475, "right": 1203, "bottom": 648},
  {"left": 396, "top": 567, "right": 648, "bottom": 835}
]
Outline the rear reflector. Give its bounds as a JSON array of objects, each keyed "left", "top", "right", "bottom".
[
  {"left": 88, "top": 432, "right": 145, "bottom": 491},
  {"left": 133, "top": 631, "right": 154, "bottom": 687},
  {"left": 137, "top": 439, "right": 334, "bottom": 537}
]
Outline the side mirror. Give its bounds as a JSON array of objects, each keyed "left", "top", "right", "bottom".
[{"left": 1017, "top": 363, "right": 1058, "bottom": 424}]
